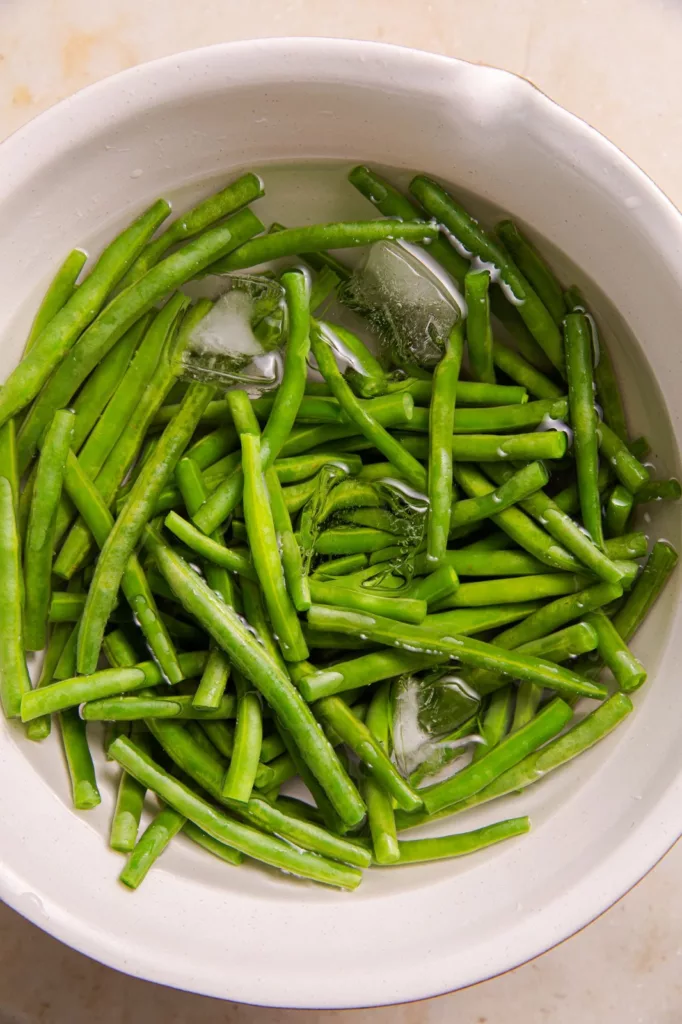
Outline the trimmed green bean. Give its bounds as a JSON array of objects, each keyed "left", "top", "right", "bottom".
[
  {"left": 633, "top": 479, "right": 682, "bottom": 504},
  {"left": 24, "top": 410, "right": 74, "bottom": 651},
  {"left": 398, "top": 430, "right": 567, "bottom": 462},
  {"left": 427, "top": 322, "right": 463, "bottom": 565},
  {"left": 165, "top": 511, "right": 255, "bottom": 578},
  {"left": 221, "top": 671, "right": 263, "bottom": 803},
  {"left": 482, "top": 462, "right": 626, "bottom": 584},
  {"left": 410, "top": 176, "right": 565, "bottom": 371},
  {"left": 585, "top": 610, "right": 646, "bottom": 692},
  {"left": 406, "top": 565, "right": 460, "bottom": 605},
  {"left": 77, "top": 382, "right": 216, "bottom": 674},
  {"left": 192, "top": 648, "right": 231, "bottom": 712},
  {"left": 496, "top": 220, "right": 566, "bottom": 324},
  {"left": 465, "top": 270, "right": 495, "bottom": 383},
  {"left": 421, "top": 698, "right": 573, "bottom": 814},
  {"left": 24, "top": 621, "right": 72, "bottom": 741},
  {"left": 310, "top": 323, "right": 427, "bottom": 491},
  {"left": 209, "top": 218, "right": 438, "bottom": 274},
  {"left": 434, "top": 573, "right": 590, "bottom": 609},
  {"left": 564, "top": 312, "right": 603, "bottom": 547},
  {"left": 118, "top": 172, "right": 264, "bottom": 290},
  {"left": 182, "top": 821, "right": 244, "bottom": 866},
  {"left": 306, "top": 605, "right": 607, "bottom": 700},
  {"left": 58, "top": 709, "right": 101, "bottom": 810},
  {"left": 450, "top": 461, "right": 548, "bottom": 533},
  {"left": 598, "top": 422, "right": 650, "bottom": 493},
  {"left": 266, "top": 466, "right": 310, "bottom": 612},
  {"left": 17, "top": 209, "right": 260, "bottom": 470},
  {"left": 471, "top": 685, "right": 512, "bottom": 762},
  {"left": 25, "top": 249, "right": 88, "bottom": 352},
  {"left": 364, "top": 682, "right": 400, "bottom": 864},
  {"left": 308, "top": 579, "right": 426, "bottom": 625},
  {"left": 0, "top": 199, "right": 171, "bottom": 430},
  {"left": 392, "top": 817, "right": 530, "bottom": 863},
  {"left": 612, "top": 540, "right": 678, "bottom": 643},
  {"left": 80, "top": 693, "right": 235, "bottom": 721},
  {"left": 299, "top": 650, "right": 444, "bottom": 702},
  {"left": 110, "top": 726, "right": 151, "bottom": 852},
  {"left": 492, "top": 341, "right": 564, "bottom": 400},
  {"left": 0, "top": 477, "right": 29, "bottom": 717},
  {"left": 144, "top": 531, "right": 365, "bottom": 827},
  {"left": 314, "top": 526, "right": 396, "bottom": 555},
  {"left": 0, "top": 420, "right": 19, "bottom": 521},
  {"left": 110, "top": 736, "right": 362, "bottom": 889},
  {"left": 119, "top": 804, "right": 186, "bottom": 888}
]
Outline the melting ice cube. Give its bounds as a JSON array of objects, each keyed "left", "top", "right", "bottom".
[
  {"left": 339, "top": 240, "right": 465, "bottom": 370},
  {"left": 181, "top": 274, "right": 285, "bottom": 392}
]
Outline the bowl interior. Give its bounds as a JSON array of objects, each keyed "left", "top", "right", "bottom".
[{"left": 1, "top": 40, "right": 681, "bottom": 1008}]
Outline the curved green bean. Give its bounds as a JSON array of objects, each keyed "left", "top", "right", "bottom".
[
  {"left": 25, "top": 249, "right": 88, "bottom": 352},
  {"left": 496, "top": 220, "right": 566, "bottom": 324},
  {"left": 492, "top": 341, "right": 564, "bottom": 401},
  {"left": 564, "top": 312, "right": 603, "bottom": 547},
  {"left": 265, "top": 467, "right": 310, "bottom": 612}
]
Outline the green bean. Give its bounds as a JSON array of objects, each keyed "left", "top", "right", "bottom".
[
  {"left": 240, "top": 430, "right": 309, "bottom": 661},
  {"left": 48, "top": 592, "right": 88, "bottom": 622},
  {"left": 188, "top": 720, "right": 273, "bottom": 789},
  {"left": 192, "top": 648, "right": 231, "bottom": 712},
  {"left": 472, "top": 686, "right": 512, "bottom": 762},
  {"left": 181, "top": 822, "right": 244, "bottom": 866},
  {"left": 564, "top": 313, "right": 603, "bottom": 547},
  {"left": 58, "top": 709, "right": 101, "bottom": 810},
  {"left": 385, "top": 377, "right": 529, "bottom": 407},
  {"left": 0, "top": 200, "right": 171, "bottom": 430},
  {"left": 611, "top": 540, "right": 678, "bottom": 643},
  {"left": 77, "top": 382, "right": 216, "bottom": 674},
  {"left": 309, "top": 265, "right": 341, "bottom": 312},
  {"left": 25, "top": 249, "right": 88, "bottom": 352},
  {"left": 438, "top": 549, "right": 550, "bottom": 577},
  {"left": 266, "top": 467, "right": 310, "bottom": 612},
  {"left": 314, "top": 526, "right": 396, "bottom": 555},
  {"left": 184, "top": 425, "right": 239, "bottom": 470},
  {"left": 110, "top": 726, "right": 151, "bottom": 852},
  {"left": 406, "top": 397, "right": 569, "bottom": 435},
  {"left": 322, "top": 479, "right": 382, "bottom": 518},
  {"left": 426, "top": 322, "right": 463, "bottom": 565},
  {"left": 163, "top": 512, "right": 255, "bottom": 578},
  {"left": 144, "top": 531, "right": 365, "bottom": 827},
  {"left": 465, "top": 270, "right": 495, "bottom": 383},
  {"left": 406, "top": 565, "right": 460, "bottom": 605},
  {"left": 118, "top": 172, "right": 264, "bottom": 290},
  {"left": 306, "top": 605, "right": 607, "bottom": 700},
  {"left": 552, "top": 465, "right": 611, "bottom": 518},
  {"left": 53, "top": 307, "right": 194, "bottom": 580},
  {"left": 398, "top": 430, "right": 567, "bottom": 462},
  {"left": 109, "top": 736, "right": 362, "bottom": 889},
  {"left": 309, "top": 579, "right": 426, "bottom": 625},
  {"left": 24, "top": 621, "right": 72, "bottom": 740},
  {"left": 449, "top": 461, "right": 548, "bottom": 533},
  {"left": 221, "top": 671, "right": 262, "bottom": 803},
  {"left": 298, "top": 650, "right": 444, "bottom": 702},
  {"left": 54, "top": 621, "right": 79, "bottom": 680},
  {"left": 310, "top": 323, "right": 427, "bottom": 491},
  {"left": 363, "top": 682, "right": 400, "bottom": 864},
  {"left": 452, "top": 463, "right": 582, "bottom": 572},
  {"left": 313, "top": 694, "right": 421, "bottom": 812},
  {"left": 320, "top": 322, "right": 389, "bottom": 399},
  {"left": 398, "top": 692, "right": 632, "bottom": 831},
  {"left": 584, "top": 610, "right": 646, "bottom": 692},
  {"left": 490, "top": 289, "right": 556, "bottom": 372},
  {"left": 0, "top": 421, "right": 19, "bottom": 527},
  {"left": 597, "top": 422, "right": 650, "bottom": 493},
  {"left": 75, "top": 297, "right": 188, "bottom": 485},
  {"left": 80, "top": 693, "right": 235, "bottom": 721},
  {"left": 492, "top": 341, "right": 564, "bottom": 400},
  {"left": 633, "top": 479, "right": 682, "bottom": 504},
  {"left": 478, "top": 580, "right": 624, "bottom": 655},
  {"left": 102, "top": 628, "right": 140, "bottom": 668},
  {"left": 21, "top": 651, "right": 207, "bottom": 720},
  {"left": 17, "top": 209, "right": 261, "bottom": 469},
  {"left": 175, "top": 457, "right": 237, "bottom": 609},
  {"left": 119, "top": 804, "right": 187, "bottom": 888},
  {"left": 392, "top": 817, "right": 530, "bottom": 863},
  {"left": 421, "top": 698, "right": 573, "bottom": 814},
  {"left": 190, "top": 274, "right": 311, "bottom": 534},
  {"left": 348, "top": 164, "right": 470, "bottom": 283},
  {"left": 410, "top": 176, "right": 565, "bottom": 371},
  {"left": 511, "top": 681, "right": 544, "bottom": 734},
  {"left": 246, "top": 795, "right": 371, "bottom": 868},
  {"left": 435, "top": 572, "right": 591, "bottom": 609},
  {"left": 24, "top": 410, "right": 74, "bottom": 651},
  {"left": 208, "top": 218, "right": 438, "bottom": 274},
  {"left": 565, "top": 286, "right": 629, "bottom": 440},
  {"left": 482, "top": 462, "right": 626, "bottom": 584},
  {"left": 496, "top": 221, "right": 566, "bottom": 324},
  {"left": 628, "top": 436, "right": 651, "bottom": 461}
]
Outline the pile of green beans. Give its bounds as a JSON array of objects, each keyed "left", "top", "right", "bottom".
[{"left": 2, "top": 166, "right": 678, "bottom": 894}]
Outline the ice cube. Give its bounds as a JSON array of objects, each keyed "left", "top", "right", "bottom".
[
  {"left": 181, "top": 274, "right": 285, "bottom": 391},
  {"left": 339, "top": 240, "right": 465, "bottom": 370}
]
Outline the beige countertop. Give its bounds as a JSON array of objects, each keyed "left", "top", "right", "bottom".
[{"left": 1, "top": 1, "right": 681, "bottom": 1021}]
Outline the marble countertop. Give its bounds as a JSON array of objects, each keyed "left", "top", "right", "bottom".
[{"left": 1, "top": 1, "right": 681, "bottom": 1020}]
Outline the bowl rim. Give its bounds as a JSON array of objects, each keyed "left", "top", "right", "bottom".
[{"left": 1, "top": 35, "right": 682, "bottom": 1010}]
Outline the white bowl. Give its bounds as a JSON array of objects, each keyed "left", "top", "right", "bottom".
[{"left": 1, "top": 38, "right": 681, "bottom": 1010}]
